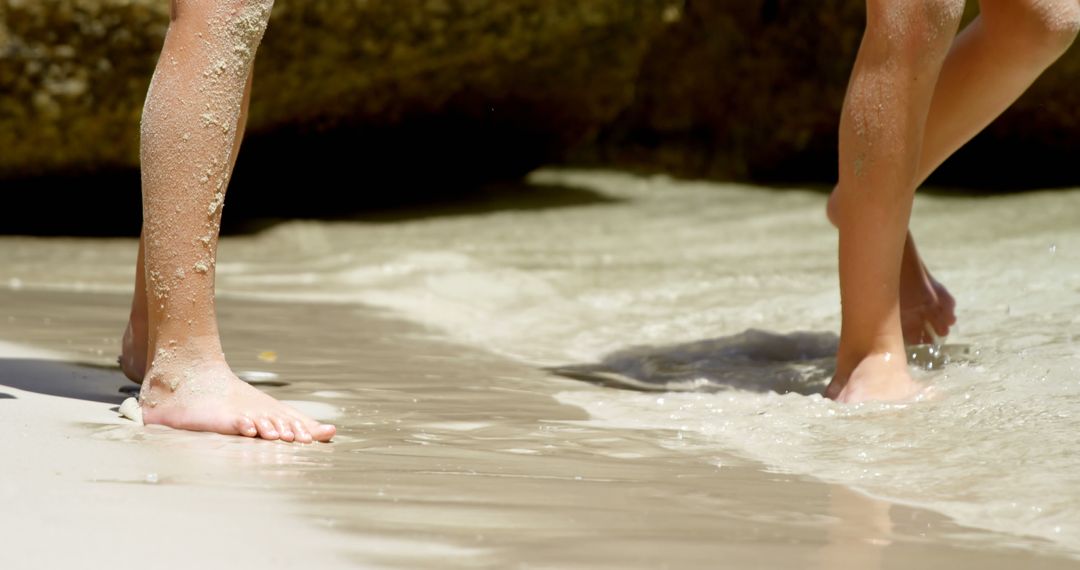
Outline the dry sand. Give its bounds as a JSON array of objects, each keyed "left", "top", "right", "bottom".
[{"left": 0, "top": 338, "right": 349, "bottom": 568}]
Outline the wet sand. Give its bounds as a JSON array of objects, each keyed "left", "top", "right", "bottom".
[{"left": 1, "top": 288, "right": 1075, "bottom": 568}]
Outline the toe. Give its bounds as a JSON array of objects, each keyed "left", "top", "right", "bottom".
[
  {"left": 274, "top": 417, "right": 295, "bottom": 442},
  {"left": 256, "top": 417, "right": 280, "bottom": 440},
  {"left": 932, "top": 319, "right": 950, "bottom": 337},
  {"left": 943, "top": 304, "right": 958, "bottom": 326},
  {"left": 928, "top": 306, "right": 952, "bottom": 337},
  {"left": 311, "top": 423, "right": 336, "bottom": 442},
  {"left": 292, "top": 420, "right": 312, "bottom": 444},
  {"left": 236, "top": 416, "right": 258, "bottom": 438}
]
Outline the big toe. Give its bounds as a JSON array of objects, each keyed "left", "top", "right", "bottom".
[{"left": 309, "top": 422, "right": 336, "bottom": 442}]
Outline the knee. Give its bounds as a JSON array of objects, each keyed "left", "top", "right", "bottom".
[
  {"left": 865, "top": 0, "right": 966, "bottom": 59},
  {"left": 172, "top": 0, "right": 275, "bottom": 51},
  {"left": 989, "top": 0, "right": 1080, "bottom": 59},
  {"left": 919, "top": 0, "right": 968, "bottom": 32},
  {"left": 225, "top": 0, "right": 275, "bottom": 44},
  {"left": 204, "top": 0, "right": 275, "bottom": 73}
]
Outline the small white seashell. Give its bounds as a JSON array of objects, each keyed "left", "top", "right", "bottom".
[{"left": 119, "top": 397, "right": 144, "bottom": 425}]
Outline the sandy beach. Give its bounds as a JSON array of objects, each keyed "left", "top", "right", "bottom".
[
  {"left": 1, "top": 289, "right": 1075, "bottom": 568},
  {"left": 3, "top": 170, "right": 1080, "bottom": 568},
  {"left": 6, "top": 0, "right": 1080, "bottom": 563}
]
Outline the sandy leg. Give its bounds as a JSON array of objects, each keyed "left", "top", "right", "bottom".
[
  {"left": 120, "top": 235, "right": 149, "bottom": 382},
  {"left": 122, "top": 63, "right": 253, "bottom": 384},
  {"left": 134, "top": 0, "right": 333, "bottom": 442}
]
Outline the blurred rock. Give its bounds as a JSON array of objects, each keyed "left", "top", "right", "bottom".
[
  {"left": 2, "top": 0, "right": 1079, "bottom": 189},
  {"left": 584, "top": 0, "right": 861, "bottom": 181},
  {"left": 0, "top": 0, "right": 675, "bottom": 179},
  {"left": 587, "top": 1, "right": 1080, "bottom": 187},
  {"left": 0, "top": 0, "right": 168, "bottom": 177}
]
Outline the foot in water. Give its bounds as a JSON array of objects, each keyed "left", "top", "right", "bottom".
[
  {"left": 900, "top": 250, "right": 956, "bottom": 345},
  {"left": 139, "top": 349, "right": 336, "bottom": 443},
  {"left": 827, "top": 350, "right": 924, "bottom": 404}
]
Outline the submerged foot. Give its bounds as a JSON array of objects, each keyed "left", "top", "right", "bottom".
[
  {"left": 826, "top": 351, "right": 923, "bottom": 404},
  {"left": 140, "top": 358, "right": 335, "bottom": 443},
  {"left": 120, "top": 318, "right": 147, "bottom": 384}
]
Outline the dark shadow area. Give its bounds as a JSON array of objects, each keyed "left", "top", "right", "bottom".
[
  {"left": 927, "top": 132, "right": 1080, "bottom": 190},
  {"left": 0, "top": 358, "right": 127, "bottom": 405},
  {"left": 227, "top": 167, "right": 621, "bottom": 231},
  {"left": 0, "top": 125, "right": 619, "bottom": 237},
  {"left": 740, "top": 180, "right": 1028, "bottom": 210},
  {"left": 577, "top": 129, "right": 1080, "bottom": 193},
  {"left": 5, "top": 116, "right": 1071, "bottom": 238},
  {"left": 549, "top": 329, "right": 974, "bottom": 396},
  {"left": 549, "top": 329, "right": 839, "bottom": 396},
  {"left": 225, "top": 116, "right": 614, "bottom": 229},
  {"left": 0, "top": 169, "right": 145, "bottom": 237},
  {"left": 741, "top": 128, "right": 1080, "bottom": 191},
  {"left": 0, "top": 392, "right": 15, "bottom": 400}
]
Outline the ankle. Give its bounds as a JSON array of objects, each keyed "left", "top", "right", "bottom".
[
  {"left": 140, "top": 356, "right": 231, "bottom": 403},
  {"left": 837, "top": 338, "right": 906, "bottom": 370},
  {"left": 149, "top": 331, "right": 223, "bottom": 357},
  {"left": 125, "top": 311, "right": 146, "bottom": 333}
]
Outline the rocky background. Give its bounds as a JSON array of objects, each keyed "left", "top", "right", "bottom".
[
  {"left": 1, "top": 0, "right": 1079, "bottom": 232},
  {"left": 593, "top": 1, "right": 1080, "bottom": 186}
]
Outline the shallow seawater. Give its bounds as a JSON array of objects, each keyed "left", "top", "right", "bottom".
[{"left": 1, "top": 169, "right": 1079, "bottom": 566}]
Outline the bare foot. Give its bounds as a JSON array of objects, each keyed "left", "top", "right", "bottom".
[
  {"left": 120, "top": 317, "right": 147, "bottom": 384},
  {"left": 826, "top": 351, "right": 923, "bottom": 404},
  {"left": 140, "top": 357, "right": 335, "bottom": 443},
  {"left": 899, "top": 254, "right": 956, "bottom": 345}
]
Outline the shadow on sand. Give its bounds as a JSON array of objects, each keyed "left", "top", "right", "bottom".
[
  {"left": 549, "top": 329, "right": 975, "bottom": 396},
  {"left": 549, "top": 329, "right": 840, "bottom": 396},
  {"left": 0, "top": 358, "right": 127, "bottom": 405}
]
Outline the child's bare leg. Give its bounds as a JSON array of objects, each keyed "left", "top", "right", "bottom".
[
  {"left": 137, "top": 0, "right": 334, "bottom": 442},
  {"left": 121, "top": 68, "right": 253, "bottom": 384},
  {"left": 917, "top": 0, "right": 1080, "bottom": 178},
  {"left": 829, "top": 207, "right": 955, "bottom": 346},
  {"left": 828, "top": 202, "right": 954, "bottom": 345},
  {"left": 828, "top": 0, "right": 1080, "bottom": 345},
  {"left": 827, "top": 0, "right": 964, "bottom": 403},
  {"left": 120, "top": 235, "right": 148, "bottom": 382}
]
